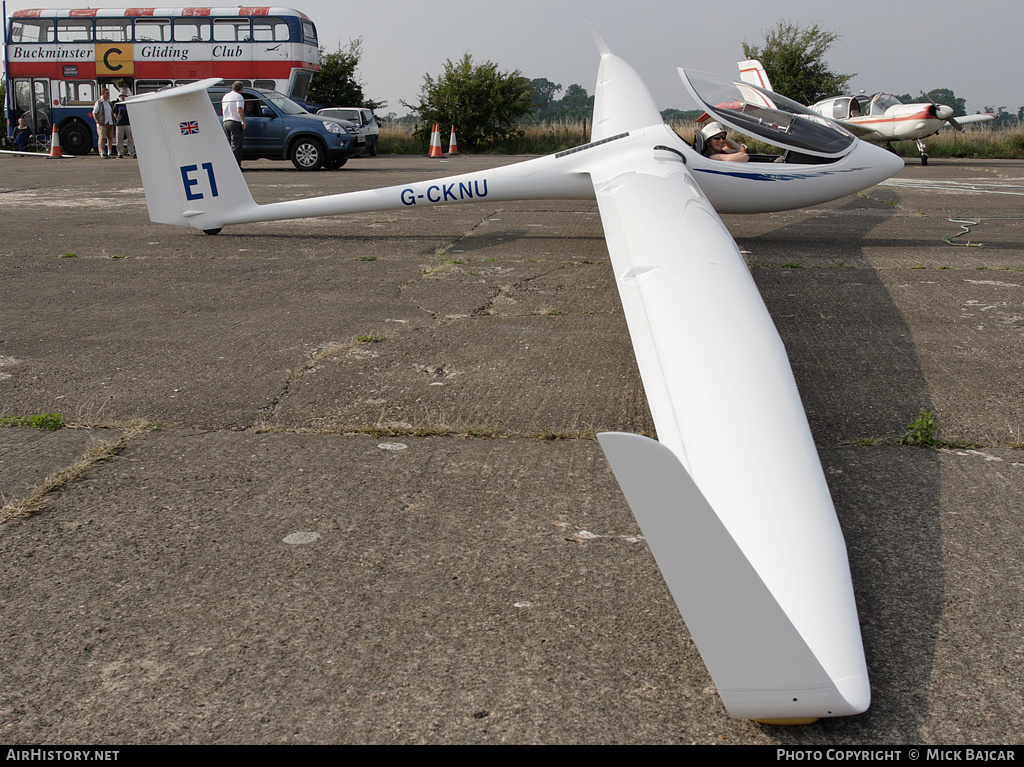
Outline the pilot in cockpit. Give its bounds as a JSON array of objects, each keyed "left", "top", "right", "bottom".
[{"left": 701, "top": 121, "right": 749, "bottom": 163}]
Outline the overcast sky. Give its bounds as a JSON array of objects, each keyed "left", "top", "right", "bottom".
[{"left": 5, "top": 0, "right": 1021, "bottom": 116}]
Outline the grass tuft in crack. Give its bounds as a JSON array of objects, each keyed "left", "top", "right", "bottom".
[
  {"left": 1, "top": 418, "right": 156, "bottom": 523},
  {"left": 0, "top": 413, "right": 64, "bottom": 431}
]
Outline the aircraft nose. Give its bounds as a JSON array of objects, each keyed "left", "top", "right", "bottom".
[
  {"left": 936, "top": 105, "right": 954, "bottom": 120},
  {"left": 859, "top": 138, "right": 905, "bottom": 180}
]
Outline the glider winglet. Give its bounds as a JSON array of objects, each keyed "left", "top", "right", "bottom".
[
  {"left": 589, "top": 23, "right": 612, "bottom": 57},
  {"left": 598, "top": 432, "right": 870, "bottom": 719},
  {"left": 590, "top": 31, "right": 663, "bottom": 142}
]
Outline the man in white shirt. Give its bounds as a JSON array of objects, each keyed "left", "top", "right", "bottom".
[{"left": 221, "top": 81, "right": 246, "bottom": 167}]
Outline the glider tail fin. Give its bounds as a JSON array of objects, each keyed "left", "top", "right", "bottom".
[
  {"left": 738, "top": 59, "right": 773, "bottom": 92},
  {"left": 126, "top": 78, "right": 257, "bottom": 231}
]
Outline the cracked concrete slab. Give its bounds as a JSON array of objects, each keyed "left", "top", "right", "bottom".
[{"left": 2, "top": 155, "right": 1023, "bottom": 744}]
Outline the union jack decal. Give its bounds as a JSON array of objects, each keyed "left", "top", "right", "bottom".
[{"left": 179, "top": 120, "right": 200, "bottom": 136}]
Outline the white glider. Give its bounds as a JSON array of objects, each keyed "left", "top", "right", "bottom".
[{"left": 127, "top": 32, "right": 903, "bottom": 722}]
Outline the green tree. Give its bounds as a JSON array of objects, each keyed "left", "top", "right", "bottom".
[
  {"left": 529, "top": 77, "right": 562, "bottom": 117},
  {"left": 742, "top": 21, "right": 855, "bottom": 105},
  {"left": 925, "top": 88, "right": 966, "bottom": 118},
  {"left": 661, "top": 108, "right": 705, "bottom": 123},
  {"left": 404, "top": 54, "right": 533, "bottom": 147},
  {"left": 899, "top": 89, "right": 968, "bottom": 117},
  {"left": 556, "top": 84, "right": 594, "bottom": 122},
  {"left": 308, "top": 38, "right": 385, "bottom": 109}
]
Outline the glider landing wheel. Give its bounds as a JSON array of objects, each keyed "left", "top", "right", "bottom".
[
  {"left": 203, "top": 228, "right": 222, "bottom": 235},
  {"left": 921, "top": 154, "right": 929, "bottom": 166}
]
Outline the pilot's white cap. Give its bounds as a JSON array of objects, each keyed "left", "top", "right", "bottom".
[{"left": 701, "top": 121, "right": 727, "bottom": 140}]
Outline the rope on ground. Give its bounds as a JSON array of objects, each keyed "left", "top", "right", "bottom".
[{"left": 944, "top": 216, "right": 1024, "bottom": 247}]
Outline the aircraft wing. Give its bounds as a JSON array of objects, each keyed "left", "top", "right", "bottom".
[
  {"left": 949, "top": 113, "right": 997, "bottom": 127},
  {"left": 833, "top": 119, "right": 880, "bottom": 140},
  {"left": 588, "top": 145, "right": 869, "bottom": 719}
]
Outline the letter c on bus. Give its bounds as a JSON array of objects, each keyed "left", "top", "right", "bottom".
[{"left": 103, "top": 47, "right": 124, "bottom": 71}]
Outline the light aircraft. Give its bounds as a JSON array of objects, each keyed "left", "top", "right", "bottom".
[
  {"left": 739, "top": 59, "right": 996, "bottom": 166},
  {"left": 127, "top": 29, "right": 903, "bottom": 723}
]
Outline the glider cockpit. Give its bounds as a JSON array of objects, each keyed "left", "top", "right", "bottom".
[{"left": 682, "top": 69, "right": 858, "bottom": 163}]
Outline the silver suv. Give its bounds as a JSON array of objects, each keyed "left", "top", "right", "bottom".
[{"left": 317, "top": 107, "right": 380, "bottom": 156}]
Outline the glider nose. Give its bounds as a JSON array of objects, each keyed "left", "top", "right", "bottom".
[{"left": 855, "top": 138, "right": 905, "bottom": 183}]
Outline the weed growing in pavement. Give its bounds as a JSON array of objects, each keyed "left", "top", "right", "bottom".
[
  {"left": 901, "top": 409, "right": 939, "bottom": 446},
  {"left": 0, "top": 413, "right": 64, "bottom": 430}
]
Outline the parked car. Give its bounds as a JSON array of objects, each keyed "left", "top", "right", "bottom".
[
  {"left": 317, "top": 107, "right": 381, "bottom": 156},
  {"left": 207, "top": 86, "right": 365, "bottom": 170}
]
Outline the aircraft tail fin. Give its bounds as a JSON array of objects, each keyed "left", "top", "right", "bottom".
[
  {"left": 738, "top": 59, "right": 773, "bottom": 92},
  {"left": 126, "top": 79, "right": 257, "bottom": 231}
]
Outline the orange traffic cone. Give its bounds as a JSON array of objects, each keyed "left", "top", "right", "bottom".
[
  {"left": 427, "top": 123, "right": 444, "bottom": 158},
  {"left": 448, "top": 126, "right": 459, "bottom": 156},
  {"left": 46, "top": 124, "right": 63, "bottom": 159}
]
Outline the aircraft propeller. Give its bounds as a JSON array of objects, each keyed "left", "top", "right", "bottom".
[{"left": 921, "top": 91, "right": 963, "bottom": 132}]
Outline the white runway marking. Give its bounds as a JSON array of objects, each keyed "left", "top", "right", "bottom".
[{"left": 879, "top": 178, "right": 1024, "bottom": 196}]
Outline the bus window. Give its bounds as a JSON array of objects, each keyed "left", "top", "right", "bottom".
[
  {"left": 95, "top": 19, "right": 131, "bottom": 42},
  {"left": 135, "top": 80, "right": 173, "bottom": 94},
  {"left": 174, "top": 19, "right": 211, "bottom": 42},
  {"left": 253, "top": 18, "right": 290, "bottom": 41},
  {"left": 135, "top": 18, "right": 171, "bottom": 42},
  {"left": 9, "top": 18, "right": 55, "bottom": 43},
  {"left": 57, "top": 18, "right": 92, "bottom": 42},
  {"left": 60, "top": 80, "right": 99, "bottom": 105},
  {"left": 302, "top": 21, "right": 316, "bottom": 44},
  {"left": 254, "top": 80, "right": 276, "bottom": 90},
  {"left": 213, "top": 18, "right": 250, "bottom": 42},
  {"left": 290, "top": 71, "right": 312, "bottom": 101}
]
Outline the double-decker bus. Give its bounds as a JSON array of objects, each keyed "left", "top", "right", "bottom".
[{"left": 4, "top": 6, "right": 319, "bottom": 154}]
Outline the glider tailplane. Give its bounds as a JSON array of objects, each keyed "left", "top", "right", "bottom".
[{"left": 127, "top": 78, "right": 257, "bottom": 231}]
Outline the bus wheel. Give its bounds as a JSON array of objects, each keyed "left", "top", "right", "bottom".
[
  {"left": 60, "top": 122, "right": 92, "bottom": 155},
  {"left": 290, "top": 138, "right": 326, "bottom": 171}
]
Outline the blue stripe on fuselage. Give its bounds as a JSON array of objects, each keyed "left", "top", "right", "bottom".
[{"left": 693, "top": 166, "right": 868, "bottom": 182}]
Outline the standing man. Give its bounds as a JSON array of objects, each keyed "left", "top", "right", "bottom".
[
  {"left": 113, "top": 90, "right": 135, "bottom": 159},
  {"left": 92, "top": 88, "right": 115, "bottom": 159},
  {"left": 221, "top": 81, "right": 246, "bottom": 168}
]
